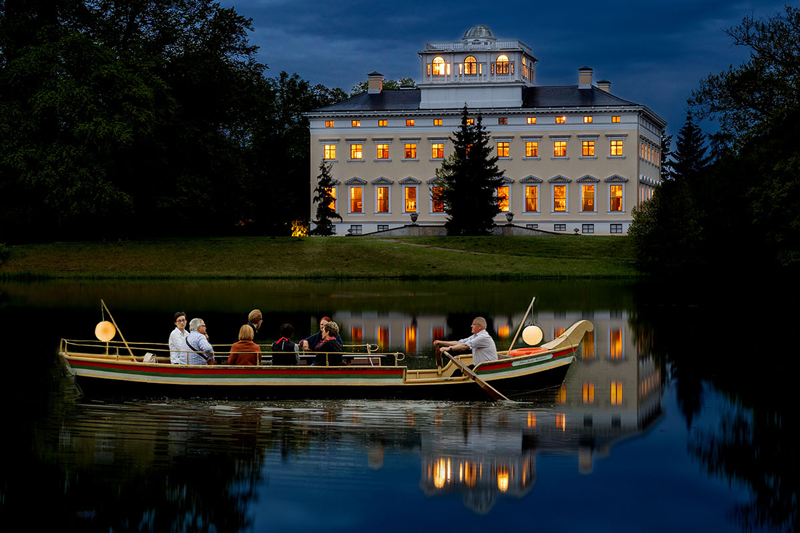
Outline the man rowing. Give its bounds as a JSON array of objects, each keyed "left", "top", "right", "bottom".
[{"left": 433, "top": 317, "right": 498, "bottom": 368}]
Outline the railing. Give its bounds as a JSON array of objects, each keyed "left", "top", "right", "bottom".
[
  {"left": 423, "top": 40, "right": 532, "bottom": 54},
  {"left": 59, "top": 339, "right": 406, "bottom": 367}
]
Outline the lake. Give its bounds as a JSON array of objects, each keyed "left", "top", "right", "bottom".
[{"left": 0, "top": 279, "right": 796, "bottom": 532}]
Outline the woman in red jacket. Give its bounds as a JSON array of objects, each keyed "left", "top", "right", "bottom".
[{"left": 228, "top": 325, "right": 262, "bottom": 365}]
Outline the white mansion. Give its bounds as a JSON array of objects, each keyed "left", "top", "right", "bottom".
[{"left": 306, "top": 25, "right": 665, "bottom": 235}]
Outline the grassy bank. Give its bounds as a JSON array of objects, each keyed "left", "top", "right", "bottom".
[{"left": 0, "top": 236, "right": 639, "bottom": 279}]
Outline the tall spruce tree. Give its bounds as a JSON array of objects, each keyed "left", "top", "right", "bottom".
[
  {"left": 673, "top": 113, "right": 712, "bottom": 180},
  {"left": 310, "top": 160, "right": 341, "bottom": 235},
  {"left": 434, "top": 105, "right": 504, "bottom": 236}
]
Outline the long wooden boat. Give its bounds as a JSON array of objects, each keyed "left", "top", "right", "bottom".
[{"left": 59, "top": 320, "right": 593, "bottom": 400}]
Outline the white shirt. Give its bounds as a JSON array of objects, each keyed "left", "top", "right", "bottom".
[
  {"left": 169, "top": 327, "right": 189, "bottom": 364},
  {"left": 459, "top": 329, "right": 498, "bottom": 365}
]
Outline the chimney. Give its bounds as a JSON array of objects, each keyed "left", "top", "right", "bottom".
[
  {"left": 597, "top": 80, "right": 611, "bottom": 93},
  {"left": 368, "top": 71, "right": 383, "bottom": 94},
  {"left": 578, "top": 67, "right": 593, "bottom": 89}
]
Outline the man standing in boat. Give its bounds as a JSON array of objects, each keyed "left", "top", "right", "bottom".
[
  {"left": 169, "top": 312, "right": 190, "bottom": 364},
  {"left": 434, "top": 317, "right": 498, "bottom": 368},
  {"left": 246, "top": 309, "right": 263, "bottom": 338}
]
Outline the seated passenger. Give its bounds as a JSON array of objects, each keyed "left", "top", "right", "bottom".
[
  {"left": 300, "top": 316, "right": 342, "bottom": 351},
  {"left": 185, "top": 318, "right": 215, "bottom": 365},
  {"left": 313, "top": 321, "right": 343, "bottom": 366},
  {"left": 271, "top": 323, "right": 299, "bottom": 366},
  {"left": 169, "top": 311, "right": 190, "bottom": 364},
  {"left": 228, "top": 325, "right": 261, "bottom": 365}
]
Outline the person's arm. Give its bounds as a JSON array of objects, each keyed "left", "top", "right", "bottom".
[{"left": 439, "top": 341, "right": 468, "bottom": 353}]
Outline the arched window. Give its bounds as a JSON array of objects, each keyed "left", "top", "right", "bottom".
[
  {"left": 432, "top": 57, "right": 446, "bottom": 76},
  {"left": 464, "top": 56, "right": 477, "bottom": 75},
  {"left": 496, "top": 54, "right": 509, "bottom": 74}
]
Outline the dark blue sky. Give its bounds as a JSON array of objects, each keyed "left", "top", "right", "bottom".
[{"left": 222, "top": 0, "right": 789, "bottom": 136}]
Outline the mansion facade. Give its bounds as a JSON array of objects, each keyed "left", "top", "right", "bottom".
[{"left": 306, "top": 25, "right": 665, "bottom": 235}]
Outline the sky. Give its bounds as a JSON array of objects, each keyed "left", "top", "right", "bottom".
[{"left": 221, "top": 0, "right": 792, "bottom": 136}]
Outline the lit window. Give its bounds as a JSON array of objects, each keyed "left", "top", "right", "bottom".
[
  {"left": 583, "top": 116, "right": 593, "bottom": 123},
  {"left": 610, "top": 381, "right": 623, "bottom": 405},
  {"left": 582, "top": 382, "right": 595, "bottom": 404},
  {"left": 378, "top": 120, "right": 387, "bottom": 127},
  {"left": 554, "top": 326, "right": 566, "bottom": 337},
  {"left": 582, "top": 141, "right": 595, "bottom": 156},
  {"left": 466, "top": 118, "right": 475, "bottom": 126},
  {"left": 582, "top": 223, "right": 594, "bottom": 234},
  {"left": 406, "top": 119, "right": 415, "bottom": 127},
  {"left": 555, "top": 116, "right": 566, "bottom": 124},
  {"left": 351, "top": 120, "right": 360, "bottom": 127},
  {"left": 405, "top": 325, "right": 417, "bottom": 354},
  {"left": 464, "top": 56, "right": 477, "bottom": 75},
  {"left": 554, "top": 185, "right": 566, "bottom": 211},
  {"left": 433, "top": 118, "right": 443, "bottom": 126},
  {"left": 525, "top": 186, "right": 538, "bottom": 211},
  {"left": 350, "top": 144, "right": 362, "bottom": 159},
  {"left": 405, "top": 187, "right": 417, "bottom": 212},
  {"left": 432, "top": 56, "right": 446, "bottom": 76},
  {"left": 404, "top": 143, "right": 417, "bottom": 159},
  {"left": 351, "top": 326, "right": 363, "bottom": 343},
  {"left": 611, "top": 140, "right": 624, "bottom": 156},
  {"left": 376, "top": 186, "right": 389, "bottom": 213},
  {"left": 582, "top": 185, "right": 594, "bottom": 211},
  {"left": 526, "top": 117, "right": 537, "bottom": 124},
  {"left": 554, "top": 141, "right": 567, "bottom": 157},
  {"left": 497, "top": 186, "right": 509, "bottom": 212},
  {"left": 377, "top": 144, "right": 389, "bottom": 159},
  {"left": 497, "top": 142, "right": 509, "bottom": 158},
  {"left": 431, "top": 143, "right": 444, "bottom": 159},
  {"left": 610, "top": 223, "right": 623, "bottom": 234},
  {"left": 610, "top": 185, "right": 623, "bottom": 211},
  {"left": 554, "top": 223, "right": 566, "bottom": 231},
  {"left": 350, "top": 187, "right": 362, "bottom": 213},
  {"left": 610, "top": 328, "right": 623, "bottom": 359},
  {"left": 498, "top": 117, "right": 507, "bottom": 125},
  {"left": 495, "top": 54, "right": 509, "bottom": 74},
  {"left": 323, "top": 144, "right": 336, "bottom": 160},
  {"left": 326, "top": 187, "right": 336, "bottom": 211},
  {"left": 525, "top": 141, "right": 538, "bottom": 157},
  {"left": 612, "top": 116, "right": 621, "bottom": 123},
  {"left": 432, "top": 187, "right": 444, "bottom": 212},
  {"left": 325, "top": 120, "right": 334, "bottom": 128}
]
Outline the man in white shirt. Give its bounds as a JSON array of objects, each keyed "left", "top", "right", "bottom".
[
  {"left": 169, "top": 312, "right": 190, "bottom": 364},
  {"left": 434, "top": 317, "right": 498, "bottom": 366}
]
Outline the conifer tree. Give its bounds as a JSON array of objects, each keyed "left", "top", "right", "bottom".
[
  {"left": 434, "top": 105, "right": 504, "bottom": 235},
  {"left": 673, "top": 114, "right": 712, "bottom": 181},
  {"left": 311, "top": 160, "right": 341, "bottom": 236}
]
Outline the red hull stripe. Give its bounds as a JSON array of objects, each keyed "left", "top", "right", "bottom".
[
  {"left": 70, "top": 360, "right": 404, "bottom": 378},
  {"left": 476, "top": 347, "right": 576, "bottom": 374}
]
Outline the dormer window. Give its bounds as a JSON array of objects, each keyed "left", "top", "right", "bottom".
[
  {"left": 432, "top": 57, "right": 446, "bottom": 76},
  {"left": 464, "top": 56, "right": 478, "bottom": 75}
]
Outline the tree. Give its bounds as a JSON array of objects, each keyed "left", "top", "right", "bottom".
[
  {"left": 672, "top": 113, "right": 712, "bottom": 180},
  {"left": 310, "top": 160, "right": 341, "bottom": 236},
  {"left": 660, "top": 132, "right": 674, "bottom": 182},
  {"left": 434, "top": 106, "right": 504, "bottom": 236},
  {"left": 349, "top": 77, "right": 416, "bottom": 96},
  {"left": 690, "top": 6, "right": 800, "bottom": 143}
]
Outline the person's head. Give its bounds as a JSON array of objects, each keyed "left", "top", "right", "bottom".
[
  {"left": 323, "top": 321, "right": 339, "bottom": 338},
  {"left": 248, "top": 309, "right": 263, "bottom": 329},
  {"left": 319, "top": 316, "right": 331, "bottom": 332},
  {"left": 174, "top": 312, "right": 187, "bottom": 330},
  {"left": 280, "top": 323, "right": 294, "bottom": 339},
  {"left": 471, "top": 317, "right": 487, "bottom": 333},
  {"left": 238, "top": 324, "right": 254, "bottom": 341},
  {"left": 189, "top": 318, "right": 206, "bottom": 333}
]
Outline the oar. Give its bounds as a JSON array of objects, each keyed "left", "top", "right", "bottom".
[
  {"left": 507, "top": 296, "right": 535, "bottom": 353},
  {"left": 444, "top": 352, "right": 512, "bottom": 402},
  {"left": 101, "top": 299, "right": 136, "bottom": 362}
]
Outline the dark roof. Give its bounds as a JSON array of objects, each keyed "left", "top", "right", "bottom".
[
  {"left": 521, "top": 86, "right": 637, "bottom": 108},
  {"left": 312, "top": 85, "right": 639, "bottom": 113},
  {"left": 312, "top": 90, "right": 422, "bottom": 112}
]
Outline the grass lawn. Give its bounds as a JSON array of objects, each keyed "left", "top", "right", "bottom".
[{"left": 0, "top": 235, "right": 639, "bottom": 279}]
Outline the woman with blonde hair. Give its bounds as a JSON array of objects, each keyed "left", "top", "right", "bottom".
[{"left": 227, "top": 325, "right": 262, "bottom": 365}]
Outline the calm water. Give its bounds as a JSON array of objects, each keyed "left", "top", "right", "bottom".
[{"left": 0, "top": 279, "right": 796, "bottom": 532}]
